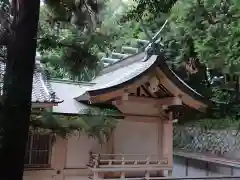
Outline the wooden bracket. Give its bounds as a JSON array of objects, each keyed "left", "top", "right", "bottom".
[{"left": 148, "top": 76, "right": 160, "bottom": 93}]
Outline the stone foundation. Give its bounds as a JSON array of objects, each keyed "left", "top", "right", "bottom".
[{"left": 173, "top": 126, "right": 240, "bottom": 159}]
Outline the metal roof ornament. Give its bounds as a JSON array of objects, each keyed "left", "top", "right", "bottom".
[{"left": 140, "top": 19, "right": 168, "bottom": 62}]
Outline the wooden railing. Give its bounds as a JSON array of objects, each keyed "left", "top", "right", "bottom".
[{"left": 88, "top": 152, "right": 169, "bottom": 171}]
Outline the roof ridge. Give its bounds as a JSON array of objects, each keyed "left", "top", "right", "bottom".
[
  {"left": 99, "top": 20, "right": 168, "bottom": 74},
  {"left": 99, "top": 52, "right": 146, "bottom": 75},
  {"left": 50, "top": 78, "right": 95, "bottom": 85}
]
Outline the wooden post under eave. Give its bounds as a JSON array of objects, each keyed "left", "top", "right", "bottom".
[
  {"left": 105, "top": 131, "right": 115, "bottom": 178},
  {"left": 163, "top": 112, "right": 173, "bottom": 176},
  {"left": 106, "top": 131, "right": 114, "bottom": 154},
  {"left": 157, "top": 119, "right": 164, "bottom": 177}
]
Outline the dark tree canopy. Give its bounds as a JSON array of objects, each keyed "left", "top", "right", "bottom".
[{"left": 0, "top": 0, "right": 109, "bottom": 81}]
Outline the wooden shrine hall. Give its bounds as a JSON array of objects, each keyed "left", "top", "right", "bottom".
[{"left": 74, "top": 52, "right": 213, "bottom": 180}]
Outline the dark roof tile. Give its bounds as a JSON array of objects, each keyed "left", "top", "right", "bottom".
[{"left": 0, "top": 61, "right": 61, "bottom": 103}]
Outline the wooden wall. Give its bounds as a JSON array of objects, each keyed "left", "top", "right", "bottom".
[
  {"left": 23, "top": 118, "right": 165, "bottom": 180},
  {"left": 114, "top": 120, "right": 159, "bottom": 156},
  {"left": 23, "top": 135, "right": 103, "bottom": 180}
]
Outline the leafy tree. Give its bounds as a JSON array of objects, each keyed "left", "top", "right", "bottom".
[
  {"left": 168, "top": 0, "right": 240, "bottom": 73},
  {"left": 121, "top": 0, "right": 240, "bottom": 122},
  {"left": 38, "top": 5, "right": 106, "bottom": 80},
  {"left": 162, "top": 0, "right": 240, "bottom": 108}
]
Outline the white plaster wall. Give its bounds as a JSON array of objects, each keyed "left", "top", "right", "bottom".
[
  {"left": 114, "top": 120, "right": 158, "bottom": 158},
  {"left": 187, "top": 159, "right": 207, "bottom": 177},
  {"left": 173, "top": 155, "right": 240, "bottom": 177},
  {"left": 173, "top": 156, "right": 186, "bottom": 177},
  {"left": 233, "top": 167, "right": 240, "bottom": 175},
  {"left": 66, "top": 135, "right": 106, "bottom": 168},
  {"left": 208, "top": 163, "right": 231, "bottom": 176}
]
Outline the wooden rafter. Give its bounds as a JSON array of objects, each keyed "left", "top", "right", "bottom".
[
  {"left": 136, "top": 87, "right": 141, "bottom": 96},
  {"left": 125, "top": 85, "right": 154, "bottom": 97},
  {"left": 155, "top": 67, "right": 207, "bottom": 110},
  {"left": 141, "top": 84, "right": 158, "bottom": 98},
  {"left": 139, "top": 85, "right": 150, "bottom": 97}
]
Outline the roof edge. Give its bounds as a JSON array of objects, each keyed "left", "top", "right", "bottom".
[{"left": 159, "top": 63, "right": 213, "bottom": 106}]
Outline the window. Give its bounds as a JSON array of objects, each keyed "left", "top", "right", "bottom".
[{"left": 24, "top": 133, "right": 52, "bottom": 168}]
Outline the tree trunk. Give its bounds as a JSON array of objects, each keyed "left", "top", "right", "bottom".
[{"left": 0, "top": 0, "right": 40, "bottom": 179}]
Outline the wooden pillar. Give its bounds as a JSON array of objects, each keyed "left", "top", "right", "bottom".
[
  {"left": 52, "top": 136, "right": 68, "bottom": 180},
  {"left": 106, "top": 131, "right": 114, "bottom": 154},
  {"left": 163, "top": 112, "right": 173, "bottom": 176},
  {"left": 157, "top": 119, "right": 164, "bottom": 177},
  {"left": 105, "top": 131, "right": 115, "bottom": 178}
]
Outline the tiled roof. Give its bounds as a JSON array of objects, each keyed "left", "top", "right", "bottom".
[
  {"left": 0, "top": 60, "right": 61, "bottom": 103},
  {"left": 89, "top": 53, "right": 157, "bottom": 91}
]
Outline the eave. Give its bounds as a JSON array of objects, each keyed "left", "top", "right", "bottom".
[
  {"left": 75, "top": 54, "right": 161, "bottom": 104},
  {"left": 158, "top": 63, "right": 213, "bottom": 108},
  {"left": 75, "top": 54, "right": 212, "bottom": 115}
]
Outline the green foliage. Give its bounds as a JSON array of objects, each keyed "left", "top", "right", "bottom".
[
  {"left": 38, "top": 5, "right": 109, "bottom": 80},
  {"left": 124, "top": 0, "right": 240, "bottom": 77},
  {"left": 43, "top": 0, "right": 104, "bottom": 33},
  {"left": 31, "top": 108, "right": 120, "bottom": 143},
  {"left": 121, "top": 0, "right": 240, "bottom": 128},
  {"left": 169, "top": 0, "right": 240, "bottom": 73},
  {"left": 98, "top": 0, "right": 147, "bottom": 52},
  {"left": 121, "top": 0, "right": 178, "bottom": 22},
  {"left": 0, "top": 0, "right": 110, "bottom": 81},
  {"left": 37, "top": 0, "right": 148, "bottom": 81}
]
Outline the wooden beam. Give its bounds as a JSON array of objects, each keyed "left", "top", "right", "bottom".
[
  {"left": 123, "top": 115, "right": 163, "bottom": 123},
  {"left": 120, "top": 96, "right": 182, "bottom": 106},
  {"left": 89, "top": 166, "right": 172, "bottom": 172},
  {"left": 112, "top": 98, "right": 171, "bottom": 119}
]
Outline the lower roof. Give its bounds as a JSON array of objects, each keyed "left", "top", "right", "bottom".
[{"left": 0, "top": 61, "right": 61, "bottom": 104}]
